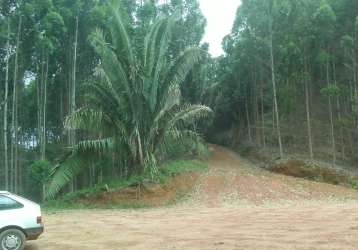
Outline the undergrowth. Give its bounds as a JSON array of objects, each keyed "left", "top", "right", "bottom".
[{"left": 43, "top": 159, "right": 207, "bottom": 210}]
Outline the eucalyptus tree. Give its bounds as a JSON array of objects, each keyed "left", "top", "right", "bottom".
[
  {"left": 10, "top": 14, "right": 22, "bottom": 193},
  {"left": 3, "top": 19, "right": 10, "bottom": 190},
  {"left": 341, "top": 17, "right": 358, "bottom": 114},
  {"left": 214, "top": 0, "right": 358, "bottom": 163},
  {"left": 46, "top": 3, "right": 211, "bottom": 198},
  {"left": 288, "top": 0, "right": 318, "bottom": 159},
  {"left": 314, "top": 0, "right": 338, "bottom": 165},
  {"left": 161, "top": 0, "right": 206, "bottom": 56}
]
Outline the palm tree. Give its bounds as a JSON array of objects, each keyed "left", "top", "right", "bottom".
[{"left": 46, "top": 3, "right": 211, "bottom": 198}]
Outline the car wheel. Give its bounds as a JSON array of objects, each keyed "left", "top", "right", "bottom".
[{"left": 0, "top": 229, "right": 26, "bottom": 250}]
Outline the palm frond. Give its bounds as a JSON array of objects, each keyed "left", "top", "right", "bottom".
[
  {"left": 89, "top": 29, "right": 133, "bottom": 110},
  {"left": 86, "top": 82, "right": 125, "bottom": 117},
  {"left": 166, "top": 48, "right": 203, "bottom": 86},
  {"left": 153, "top": 104, "right": 212, "bottom": 151},
  {"left": 143, "top": 17, "right": 174, "bottom": 111},
  {"left": 75, "top": 138, "right": 114, "bottom": 153},
  {"left": 158, "top": 48, "right": 202, "bottom": 105},
  {"left": 151, "top": 18, "right": 174, "bottom": 111},
  {"left": 46, "top": 156, "right": 85, "bottom": 199},
  {"left": 167, "top": 104, "right": 212, "bottom": 129},
  {"left": 65, "top": 107, "right": 108, "bottom": 132},
  {"left": 143, "top": 18, "right": 167, "bottom": 75},
  {"left": 148, "top": 85, "right": 181, "bottom": 142},
  {"left": 110, "top": 2, "right": 135, "bottom": 66},
  {"left": 156, "top": 128, "right": 205, "bottom": 160}
]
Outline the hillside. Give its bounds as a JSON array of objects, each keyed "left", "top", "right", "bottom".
[{"left": 27, "top": 145, "right": 358, "bottom": 250}]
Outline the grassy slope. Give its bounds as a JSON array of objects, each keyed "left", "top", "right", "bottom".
[{"left": 44, "top": 159, "right": 208, "bottom": 210}]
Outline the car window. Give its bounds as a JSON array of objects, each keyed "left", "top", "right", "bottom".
[{"left": 0, "top": 195, "right": 23, "bottom": 210}]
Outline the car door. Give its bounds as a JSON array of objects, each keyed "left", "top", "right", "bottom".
[{"left": 0, "top": 195, "right": 25, "bottom": 229}]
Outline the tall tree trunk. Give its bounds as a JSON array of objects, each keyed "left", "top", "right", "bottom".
[
  {"left": 252, "top": 68, "right": 260, "bottom": 146},
  {"left": 137, "top": 130, "right": 144, "bottom": 168},
  {"left": 333, "top": 61, "right": 345, "bottom": 159},
  {"left": 60, "top": 86, "right": 63, "bottom": 130},
  {"left": 41, "top": 56, "right": 49, "bottom": 160},
  {"left": 268, "top": 11, "right": 283, "bottom": 158},
  {"left": 326, "top": 60, "right": 336, "bottom": 166},
  {"left": 304, "top": 54, "right": 314, "bottom": 159},
  {"left": 36, "top": 63, "right": 42, "bottom": 158},
  {"left": 67, "top": 47, "right": 72, "bottom": 145},
  {"left": 352, "top": 48, "right": 357, "bottom": 94},
  {"left": 245, "top": 99, "right": 252, "bottom": 142},
  {"left": 11, "top": 16, "right": 22, "bottom": 193},
  {"left": 260, "top": 76, "right": 266, "bottom": 148},
  {"left": 3, "top": 20, "right": 10, "bottom": 190},
  {"left": 38, "top": 54, "right": 45, "bottom": 159},
  {"left": 69, "top": 15, "right": 79, "bottom": 192},
  {"left": 70, "top": 15, "right": 79, "bottom": 146}
]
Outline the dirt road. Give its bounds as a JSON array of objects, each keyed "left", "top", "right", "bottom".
[{"left": 26, "top": 146, "right": 358, "bottom": 250}]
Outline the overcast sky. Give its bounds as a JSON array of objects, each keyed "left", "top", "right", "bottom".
[{"left": 198, "top": 0, "right": 241, "bottom": 57}]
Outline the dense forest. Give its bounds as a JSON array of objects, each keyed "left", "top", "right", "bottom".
[
  {"left": 216, "top": 0, "right": 358, "bottom": 163},
  {"left": 1, "top": 0, "right": 358, "bottom": 201}
]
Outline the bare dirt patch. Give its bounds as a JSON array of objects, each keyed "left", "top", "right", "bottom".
[
  {"left": 26, "top": 145, "right": 358, "bottom": 249},
  {"left": 26, "top": 204, "right": 358, "bottom": 250},
  {"left": 191, "top": 145, "right": 358, "bottom": 206}
]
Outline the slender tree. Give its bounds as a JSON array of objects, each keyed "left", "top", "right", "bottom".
[
  {"left": 11, "top": 15, "right": 22, "bottom": 192},
  {"left": 268, "top": 0, "right": 283, "bottom": 158},
  {"left": 304, "top": 53, "right": 314, "bottom": 159},
  {"left": 3, "top": 20, "right": 11, "bottom": 190},
  {"left": 41, "top": 56, "right": 49, "bottom": 160}
]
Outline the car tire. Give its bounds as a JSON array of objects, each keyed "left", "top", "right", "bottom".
[{"left": 0, "top": 228, "right": 26, "bottom": 250}]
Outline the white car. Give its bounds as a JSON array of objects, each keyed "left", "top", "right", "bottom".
[{"left": 0, "top": 191, "right": 44, "bottom": 250}]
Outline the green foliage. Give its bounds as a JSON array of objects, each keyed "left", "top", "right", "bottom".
[
  {"left": 46, "top": 3, "right": 212, "bottom": 198},
  {"left": 321, "top": 84, "right": 341, "bottom": 97},
  {"left": 0, "top": 0, "right": 210, "bottom": 198},
  {"left": 160, "top": 160, "right": 208, "bottom": 177},
  {"left": 44, "top": 159, "right": 207, "bottom": 209},
  {"left": 238, "top": 143, "right": 256, "bottom": 157},
  {"left": 341, "top": 35, "right": 354, "bottom": 48},
  {"left": 317, "top": 50, "right": 331, "bottom": 64},
  {"left": 3, "top": 0, "right": 358, "bottom": 203},
  {"left": 210, "top": 0, "right": 358, "bottom": 165},
  {"left": 30, "top": 160, "right": 52, "bottom": 185},
  {"left": 314, "top": 1, "right": 336, "bottom": 24},
  {"left": 353, "top": 92, "right": 358, "bottom": 118}
]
